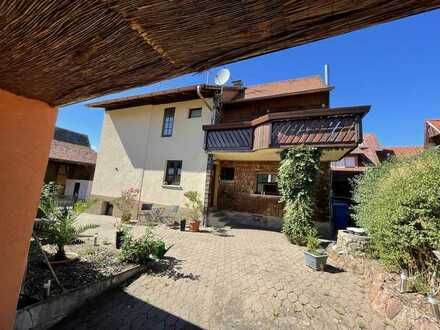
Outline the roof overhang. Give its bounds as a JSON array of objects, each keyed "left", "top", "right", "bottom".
[
  {"left": 1, "top": 2, "right": 439, "bottom": 106},
  {"left": 88, "top": 84, "right": 230, "bottom": 110}
]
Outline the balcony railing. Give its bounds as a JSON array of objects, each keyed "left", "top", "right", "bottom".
[{"left": 203, "top": 106, "right": 369, "bottom": 152}]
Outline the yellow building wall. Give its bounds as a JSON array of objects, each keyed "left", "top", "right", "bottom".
[{"left": 92, "top": 99, "right": 212, "bottom": 208}]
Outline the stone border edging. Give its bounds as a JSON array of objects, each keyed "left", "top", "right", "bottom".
[{"left": 14, "top": 265, "right": 147, "bottom": 330}]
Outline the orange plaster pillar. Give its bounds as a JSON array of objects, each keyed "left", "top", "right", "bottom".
[{"left": 0, "top": 89, "right": 57, "bottom": 329}]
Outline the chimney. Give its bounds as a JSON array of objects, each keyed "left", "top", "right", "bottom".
[
  {"left": 324, "top": 64, "right": 330, "bottom": 85},
  {"left": 231, "top": 80, "right": 244, "bottom": 88}
]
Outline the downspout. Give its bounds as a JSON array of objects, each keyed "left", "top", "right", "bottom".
[
  {"left": 197, "top": 85, "right": 215, "bottom": 226},
  {"left": 196, "top": 85, "right": 213, "bottom": 112}
]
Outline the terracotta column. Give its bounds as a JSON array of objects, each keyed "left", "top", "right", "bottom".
[{"left": 0, "top": 89, "right": 57, "bottom": 329}]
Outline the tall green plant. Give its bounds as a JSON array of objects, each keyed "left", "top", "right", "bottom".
[
  {"left": 184, "top": 191, "right": 203, "bottom": 221},
  {"left": 38, "top": 183, "right": 98, "bottom": 260},
  {"left": 352, "top": 149, "right": 440, "bottom": 290},
  {"left": 278, "top": 146, "right": 321, "bottom": 245}
]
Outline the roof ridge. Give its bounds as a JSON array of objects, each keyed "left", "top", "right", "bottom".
[
  {"left": 246, "top": 75, "right": 324, "bottom": 89},
  {"left": 55, "top": 126, "right": 88, "bottom": 138},
  {"left": 52, "top": 139, "right": 96, "bottom": 151},
  {"left": 383, "top": 145, "right": 424, "bottom": 148}
]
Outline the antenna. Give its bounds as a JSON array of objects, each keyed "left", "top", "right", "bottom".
[{"left": 214, "top": 68, "right": 230, "bottom": 86}]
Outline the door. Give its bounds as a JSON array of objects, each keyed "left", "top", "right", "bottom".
[{"left": 73, "top": 182, "right": 80, "bottom": 201}]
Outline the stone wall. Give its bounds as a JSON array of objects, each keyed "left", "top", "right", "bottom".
[
  {"left": 216, "top": 160, "right": 331, "bottom": 222},
  {"left": 217, "top": 161, "right": 283, "bottom": 217},
  {"left": 328, "top": 237, "right": 440, "bottom": 330}
]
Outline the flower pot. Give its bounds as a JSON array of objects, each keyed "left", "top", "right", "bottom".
[
  {"left": 304, "top": 250, "right": 328, "bottom": 271},
  {"left": 116, "top": 230, "right": 125, "bottom": 249},
  {"left": 189, "top": 219, "right": 200, "bottom": 232}
]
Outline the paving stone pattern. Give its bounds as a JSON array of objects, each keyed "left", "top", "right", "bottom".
[{"left": 53, "top": 227, "right": 396, "bottom": 330}]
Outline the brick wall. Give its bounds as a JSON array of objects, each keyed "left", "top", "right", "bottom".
[
  {"left": 217, "top": 161, "right": 283, "bottom": 217},
  {"left": 216, "top": 160, "right": 331, "bottom": 222}
]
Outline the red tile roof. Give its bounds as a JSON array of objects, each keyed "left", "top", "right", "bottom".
[
  {"left": 49, "top": 140, "right": 97, "bottom": 165},
  {"left": 426, "top": 120, "right": 440, "bottom": 134},
  {"left": 381, "top": 146, "right": 424, "bottom": 159},
  {"left": 232, "top": 75, "right": 331, "bottom": 102},
  {"left": 351, "top": 133, "right": 382, "bottom": 166}
]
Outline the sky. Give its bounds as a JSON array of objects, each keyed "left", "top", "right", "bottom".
[{"left": 57, "top": 10, "right": 440, "bottom": 150}]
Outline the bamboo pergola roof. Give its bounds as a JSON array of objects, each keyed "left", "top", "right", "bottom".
[{"left": 1, "top": 1, "right": 439, "bottom": 106}]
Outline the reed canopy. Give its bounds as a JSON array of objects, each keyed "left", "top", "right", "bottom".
[{"left": 0, "top": 0, "right": 439, "bottom": 106}]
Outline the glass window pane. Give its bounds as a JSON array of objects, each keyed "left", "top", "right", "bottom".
[
  {"left": 189, "top": 108, "right": 202, "bottom": 118},
  {"left": 345, "top": 156, "right": 356, "bottom": 168},
  {"left": 162, "top": 108, "right": 175, "bottom": 136}
]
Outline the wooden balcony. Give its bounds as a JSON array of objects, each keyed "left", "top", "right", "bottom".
[{"left": 203, "top": 106, "right": 370, "bottom": 153}]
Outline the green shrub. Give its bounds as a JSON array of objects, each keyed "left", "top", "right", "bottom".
[
  {"left": 352, "top": 149, "right": 440, "bottom": 289},
  {"left": 278, "top": 147, "right": 321, "bottom": 245},
  {"left": 38, "top": 183, "right": 98, "bottom": 260},
  {"left": 120, "top": 228, "right": 154, "bottom": 265},
  {"left": 120, "top": 228, "right": 170, "bottom": 264},
  {"left": 306, "top": 233, "right": 320, "bottom": 254}
]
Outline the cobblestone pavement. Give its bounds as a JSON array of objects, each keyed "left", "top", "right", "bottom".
[{"left": 53, "top": 226, "right": 395, "bottom": 330}]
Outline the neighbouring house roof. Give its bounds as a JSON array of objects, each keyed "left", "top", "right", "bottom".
[
  {"left": 88, "top": 84, "right": 229, "bottom": 110},
  {"left": 426, "top": 120, "right": 440, "bottom": 133},
  {"left": 49, "top": 141, "right": 97, "bottom": 166},
  {"left": 1, "top": 2, "right": 439, "bottom": 106},
  {"left": 49, "top": 128, "right": 96, "bottom": 165},
  {"left": 350, "top": 133, "right": 382, "bottom": 166},
  {"left": 225, "top": 76, "right": 331, "bottom": 103},
  {"left": 380, "top": 146, "right": 424, "bottom": 159},
  {"left": 426, "top": 119, "right": 440, "bottom": 139},
  {"left": 54, "top": 127, "right": 90, "bottom": 147}
]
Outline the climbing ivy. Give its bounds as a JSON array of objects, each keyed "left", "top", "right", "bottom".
[{"left": 278, "top": 146, "right": 321, "bottom": 245}]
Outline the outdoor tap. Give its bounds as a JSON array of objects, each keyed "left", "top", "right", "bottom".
[
  {"left": 400, "top": 270, "right": 408, "bottom": 293},
  {"left": 43, "top": 279, "right": 51, "bottom": 298},
  {"left": 427, "top": 293, "right": 440, "bottom": 321}
]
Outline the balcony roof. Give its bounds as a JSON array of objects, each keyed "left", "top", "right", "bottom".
[
  {"left": 1, "top": 2, "right": 439, "bottom": 106},
  {"left": 203, "top": 106, "right": 370, "bottom": 131}
]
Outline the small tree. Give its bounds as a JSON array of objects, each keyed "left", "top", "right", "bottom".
[
  {"left": 184, "top": 191, "right": 203, "bottom": 221},
  {"left": 278, "top": 146, "right": 321, "bottom": 245},
  {"left": 113, "top": 188, "right": 139, "bottom": 223},
  {"left": 38, "top": 183, "right": 98, "bottom": 260}
]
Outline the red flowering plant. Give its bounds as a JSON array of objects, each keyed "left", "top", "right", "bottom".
[{"left": 113, "top": 188, "right": 140, "bottom": 223}]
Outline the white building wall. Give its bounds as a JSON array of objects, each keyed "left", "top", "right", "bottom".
[
  {"left": 64, "top": 179, "right": 93, "bottom": 200},
  {"left": 91, "top": 99, "right": 212, "bottom": 208}
]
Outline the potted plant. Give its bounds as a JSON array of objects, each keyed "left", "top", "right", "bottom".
[
  {"left": 304, "top": 234, "right": 328, "bottom": 271},
  {"left": 37, "top": 183, "right": 98, "bottom": 262},
  {"left": 113, "top": 187, "right": 140, "bottom": 224},
  {"left": 184, "top": 191, "right": 203, "bottom": 232}
]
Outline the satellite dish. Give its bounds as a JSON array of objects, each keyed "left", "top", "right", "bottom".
[{"left": 214, "top": 68, "right": 230, "bottom": 86}]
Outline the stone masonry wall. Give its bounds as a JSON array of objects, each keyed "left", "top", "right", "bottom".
[{"left": 216, "top": 160, "right": 331, "bottom": 222}]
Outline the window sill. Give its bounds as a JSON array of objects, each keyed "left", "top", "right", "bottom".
[
  {"left": 249, "top": 193, "right": 281, "bottom": 199},
  {"left": 161, "top": 184, "right": 183, "bottom": 190}
]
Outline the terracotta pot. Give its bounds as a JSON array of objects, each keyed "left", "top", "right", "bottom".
[{"left": 189, "top": 219, "right": 200, "bottom": 232}]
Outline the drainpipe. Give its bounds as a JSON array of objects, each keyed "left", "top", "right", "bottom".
[{"left": 197, "top": 85, "right": 213, "bottom": 112}]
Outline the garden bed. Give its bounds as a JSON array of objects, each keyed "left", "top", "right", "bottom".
[{"left": 19, "top": 238, "right": 134, "bottom": 308}]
